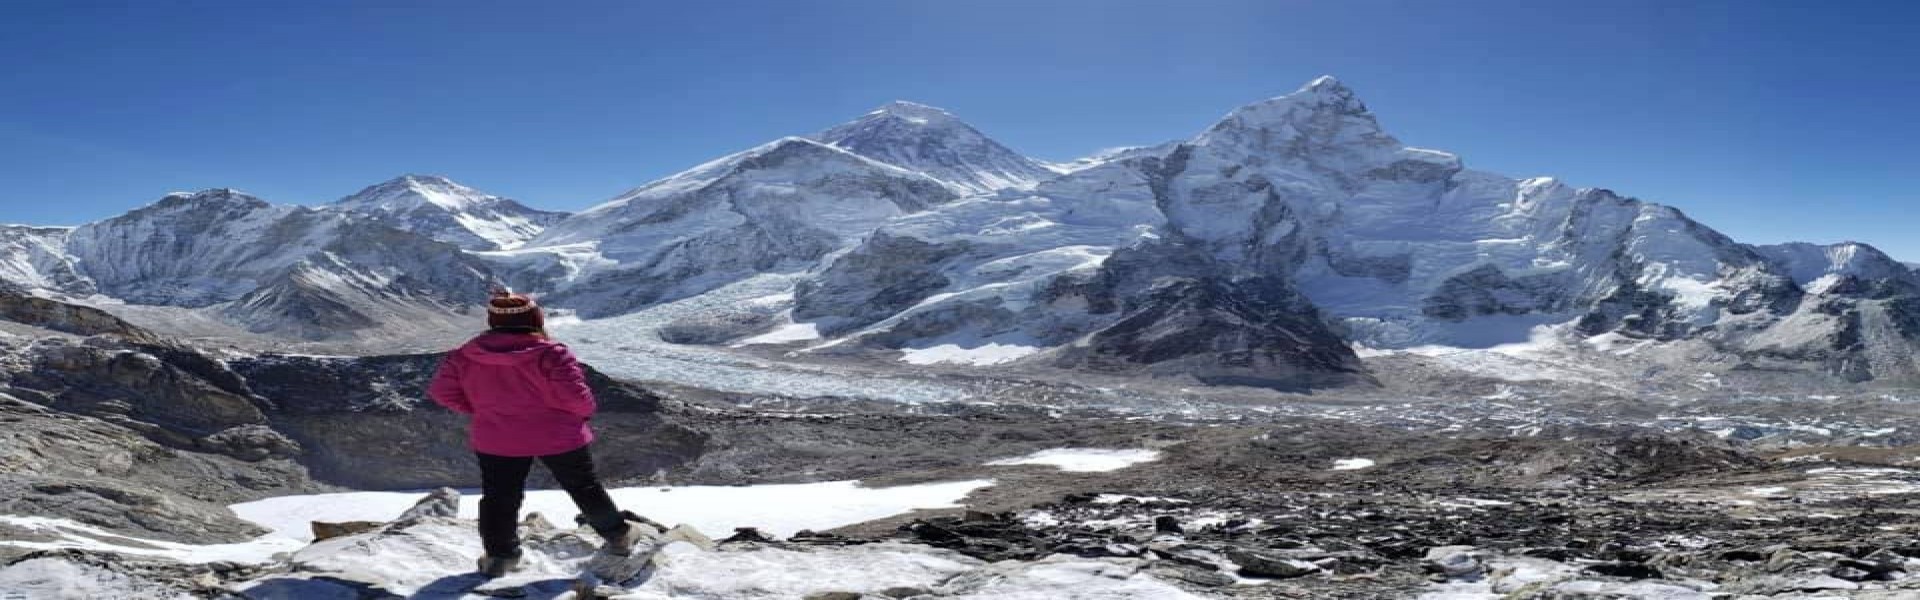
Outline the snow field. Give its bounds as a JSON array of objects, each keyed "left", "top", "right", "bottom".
[
  {"left": 0, "top": 479, "right": 991, "bottom": 566},
  {"left": 234, "top": 479, "right": 994, "bottom": 543}
]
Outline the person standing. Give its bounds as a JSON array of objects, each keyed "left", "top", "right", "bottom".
[{"left": 428, "top": 289, "right": 635, "bottom": 577}]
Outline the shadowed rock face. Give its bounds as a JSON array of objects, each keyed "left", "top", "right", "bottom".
[
  {"left": 0, "top": 288, "right": 161, "bottom": 343},
  {"left": 794, "top": 232, "right": 973, "bottom": 335},
  {"left": 1033, "top": 237, "right": 1369, "bottom": 390},
  {"left": 10, "top": 338, "right": 282, "bottom": 455},
  {"left": 229, "top": 353, "right": 707, "bottom": 490},
  {"left": 0, "top": 389, "right": 316, "bottom": 545}
]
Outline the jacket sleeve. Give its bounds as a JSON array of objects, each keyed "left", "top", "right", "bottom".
[
  {"left": 427, "top": 352, "right": 474, "bottom": 415},
  {"left": 542, "top": 344, "right": 597, "bottom": 419}
]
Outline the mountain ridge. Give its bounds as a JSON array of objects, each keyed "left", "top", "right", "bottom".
[{"left": 4, "top": 77, "right": 1918, "bottom": 386}]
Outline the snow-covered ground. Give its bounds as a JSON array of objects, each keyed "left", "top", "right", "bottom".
[
  {"left": 985, "top": 448, "right": 1163, "bottom": 472},
  {"left": 0, "top": 478, "right": 1208, "bottom": 599},
  {"left": 0, "top": 479, "right": 990, "bottom": 565},
  {"left": 235, "top": 479, "right": 992, "bottom": 542}
]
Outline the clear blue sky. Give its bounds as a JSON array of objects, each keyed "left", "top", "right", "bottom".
[{"left": 3, "top": 0, "right": 1915, "bottom": 258}]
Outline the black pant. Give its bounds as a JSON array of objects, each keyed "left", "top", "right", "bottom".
[{"left": 476, "top": 445, "right": 628, "bottom": 557}]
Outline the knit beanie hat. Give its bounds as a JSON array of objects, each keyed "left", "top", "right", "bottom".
[{"left": 486, "top": 288, "right": 544, "bottom": 330}]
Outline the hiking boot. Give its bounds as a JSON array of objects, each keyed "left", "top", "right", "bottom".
[
  {"left": 476, "top": 554, "right": 521, "bottom": 578},
  {"left": 601, "top": 524, "right": 638, "bottom": 556}
]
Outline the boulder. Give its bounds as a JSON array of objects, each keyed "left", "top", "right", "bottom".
[
  {"left": 309, "top": 521, "right": 382, "bottom": 542},
  {"left": 1228, "top": 548, "right": 1323, "bottom": 579},
  {"left": 394, "top": 487, "right": 460, "bottom": 523},
  {"left": 1423, "top": 546, "right": 1486, "bottom": 581}
]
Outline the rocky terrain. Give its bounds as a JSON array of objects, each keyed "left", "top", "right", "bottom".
[{"left": 2, "top": 300, "right": 1919, "bottom": 597}]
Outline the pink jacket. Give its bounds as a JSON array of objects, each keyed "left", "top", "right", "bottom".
[{"left": 428, "top": 332, "right": 596, "bottom": 457}]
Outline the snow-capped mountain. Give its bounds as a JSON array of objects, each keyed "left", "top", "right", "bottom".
[
  {"left": 18, "top": 188, "right": 499, "bottom": 339},
  {"left": 723, "top": 76, "right": 1920, "bottom": 385},
  {"left": 328, "top": 174, "right": 566, "bottom": 251},
  {"left": 514, "top": 137, "right": 958, "bottom": 317},
  {"left": 0, "top": 224, "right": 92, "bottom": 296},
  {"left": 220, "top": 221, "right": 497, "bottom": 339},
  {"left": 5, "top": 77, "right": 1918, "bottom": 384},
  {"left": 816, "top": 101, "right": 1054, "bottom": 194},
  {"left": 65, "top": 189, "right": 335, "bottom": 307}
]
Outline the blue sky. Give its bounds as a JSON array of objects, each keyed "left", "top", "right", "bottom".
[{"left": 2, "top": 0, "right": 1916, "bottom": 257}]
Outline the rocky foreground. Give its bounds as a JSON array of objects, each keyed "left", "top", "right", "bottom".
[
  {"left": 5, "top": 311, "right": 1920, "bottom": 598},
  {"left": 5, "top": 413, "right": 1920, "bottom": 598}
]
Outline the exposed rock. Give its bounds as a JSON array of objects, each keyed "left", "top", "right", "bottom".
[
  {"left": 1153, "top": 515, "right": 1183, "bottom": 534},
  {"left": 310, "top": 521, "right": 383, "bottom": 542},
  {"left": 0, "top": 289, "right": 159, "bottom": 342},
  {"left": 228, "top": 352, "right": 705, "bottom": 490},
  {"left": 1422, "top": 546, "right": 1486, "bottom": 581},
  {"left": 395, "top": 488, "right": 461, "bottom": 523},
  {"left": 723, "top": 527, "right": 778, "bottom": 544},
  {"left": 1585, "top": 561, "right": 1663, "bottom": 579},
  {"left": 1228, "top": 548, "right": 1323, "bottom": 579},
  {"left": 0, "top": 390, "right": 311, "bottom": 544}
]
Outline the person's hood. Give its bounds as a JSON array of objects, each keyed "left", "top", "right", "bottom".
[{"left": 458, "top": 332, "right": 559, "bottom": 366}]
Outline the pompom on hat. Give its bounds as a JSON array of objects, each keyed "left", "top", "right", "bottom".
[{"left": 486, "top": 287, "right": 544, "bottom": 330}]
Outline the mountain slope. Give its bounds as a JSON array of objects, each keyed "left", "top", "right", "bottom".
[
  {"left": 817, "top": 101, "right": 1054, "bottom": 194},
  {"left": 328, "top": 174, "right": 565, "bottom": 251},
  {"left": 221, "top": 221, "right": 496, "bottom": 339},
  {"left": 515, "top": 137, "right": 958, "bottom": 317},
  {"left": 0, "top": 225, "right": 92, "bottom": 296},
  {"left": 57, "top": 188, "right": 495, "bottom": 340},
  {"left": 64, "top": 190, "right": 335, "bottom": 307}
]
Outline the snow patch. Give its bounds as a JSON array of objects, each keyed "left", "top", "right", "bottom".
[
  {"left": 0, "top": 479, "right": 990, "bottom": 567},
  {"left": 986, "top": 448, "right": 1162, "bottom": 472},
  {"left": 900, "top": 341, "right": 1041, "bottom": 366},
  {"left": 232, "top": 479, "right": 993, "bottom": 543},
  {"left": 732, "top": 322, "right": 822, "bottom": 346},
  {"left": 1331, "top": 458, "right": 1377, "bottom": 471}
]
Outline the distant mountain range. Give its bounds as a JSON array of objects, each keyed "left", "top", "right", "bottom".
[{"left": 6, "top": 76, "right": 1919, "bottom": 387}]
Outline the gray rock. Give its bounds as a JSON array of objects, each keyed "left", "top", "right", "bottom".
[
  {"left": 1148, "top": 564, "right": 1238, "bottom": 587},
  {"left": 1228, "top": 548, "right": 1323, "bottom": 579},
  {"left": 1423, "top": 546, "right": 1486, "bottom": 581},
  {"left": 395, "top": 488, "right": 460, "bottom": 523}
]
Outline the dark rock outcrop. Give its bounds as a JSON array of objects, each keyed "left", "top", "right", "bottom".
[{"left": 229, "top": 353, "right": 706, "bottom": 489}]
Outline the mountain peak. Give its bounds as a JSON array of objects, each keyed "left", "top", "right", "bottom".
[
  {"left": 392, "top": 173, "right": 457, "bottom": 187},
  {"left": 337, "top": 174, "right": 487, "bottom": 211},
  {"left": 1258, "top": 75, "right": 1370, "bottom": 117},
  {"left": 868, "top": 100, "right": 957, "bottom": 125},
  {"left": 817, "top": 101, "right": 1050, "bottom": 194},
  {"left": 1301, "top": 75, "right": 1350, "bottom": 94},
  {"left": 331, "top": 175, "right": 559, "bottom": 250},
  {"left": 151, "top": 188, "right": 271, "bottom": 212},
  {"left": 1194, "top": 75, "right": 1396, "bottom": 158}
]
